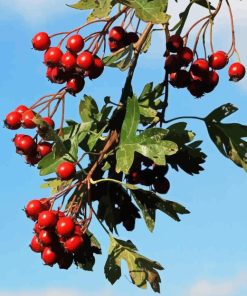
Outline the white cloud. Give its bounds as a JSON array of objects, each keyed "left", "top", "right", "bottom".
[
  {"left": 184, "top": 271, "right": 247, "bottom": 296},
  {"left": 0, "top": 288, "right": 114, "bottom": 296}
]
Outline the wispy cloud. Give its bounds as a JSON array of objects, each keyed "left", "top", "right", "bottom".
[
  {"left": 0, "top": 288, "right": 114, "bottom": 296},
  {"left": 184, "top": 271, "right": 247, "bottom": 296}
]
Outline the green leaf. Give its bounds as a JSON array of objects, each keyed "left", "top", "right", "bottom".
[
  {"left": 116, "top": 96, "right": 177, "bottom": 174},
  {"left": 103, "top": 47, "right": 132, "bottom": 66},
  {"left": 166, "top": 122, "right": 195, "bottom": 146},
  {"left": 40, "top": 179, "right": 72, "bottom": 195},
  {"left": 79, "top": 95, "right": 99, "bottom": 123},
  {"left": 205, "top": 103, "right": 238, "bottom": 122},
  {"left": 105, "top": 236, "right": 164, "bottom": 292},
  {"left": 118, "top": 0, "right": 170, "bottom": 24}
]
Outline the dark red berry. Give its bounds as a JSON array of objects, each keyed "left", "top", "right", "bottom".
[
  {"left": 21, "top": 110, "right": 36, "bottom": 129},
  {"left": 38, "top": 210, "right": 58, "bottom": 229},
  {"left": 66, "top": 34, "right": 84, "bottom": 53},
  {"left": 178, "top": 46, "right": 194, "bottom": 66},
  {"left": 39, "top": 230, "right": 54, "bottom": 246},
  {"left": 228, "top": 62, "right": 246, "bottom": 82},
  {"left": 87, "top": 56, "right": 104, "bottom": 79},
  {"left": 32, "top": 32, "right": 51, "bottom": 51},
  {"left": 74, "top": 224, "right": 83, "bottom": 236},
  {"left": 165, "top": 55, "right": 183, "bottom": 74},
  {"left": 15, "top": 105, "right": 29, "bottom": 114},
  {"left": 34, "top": 222, "right": 41, "bottom": 234},
  {"left": 190, "top": 58, "right": 209, "bottom": 76},
  {"left": 25, "top": 200, "right": 44, "bottom": 220},
  {"left": 42, "top": 247, "right": 57, "bottom": 266},
  {"left": 57, "top": 252, "right": 73, "bottom": 269},
  {"left": 153, "top": 177, "right": 170, "bottom": 194},
  {"left": 37, "top": 142, "right": 53, "bottom": 158},
  {"left": 108, "top": 39, "right": 123, "bottom": 52},
  {"left": 46, "top": 66, "right": 67, "bottom": 84},
  {"left": 4, "top": 111, "right": 22, "bottom": 130},
  {"left": 56, "top": 162, "right": 76, "bottom": 180},
  {"left": 42, "top": 117, "right": 55, "bottom": 129},
  {"left": 25, "top": 153, "right": 40, "bottom": 165},
  {"left": 77, "top": 51, "right": 94, "bottom": 70},
  {"left": 166, "top": 35, "right": 183, "bottom": 53},
  {"left": 16, "top": 135, "right": 37, "bottom": 155},
  {"left": 153, "top": 165, "right": 169, "bottom": 177},
  {"left": 109, "top": 26, "right": 126, "bottom": 42},
  {"left": 140, "top": 169, "right": 154, "bottom": 186},
  {"left": 61, "top": 52, "right": 77, "bottom": 70},
  {"left": 125, "top": 32, "right": 139, "bottom": 45},
  {"left": 56, "top": 217, "right": 75, "bottom": 237},
  {"left": 66, "top": 75, "right": 85, "bottom": 95},
  {"left": 209, "top": 51, "right": 228, "bottom": 70},
  {"left": 64, "top": 236, "right": 84, "bottom": 253},
  {"left": 44, "top": 47, "right": 63, "bottom": 66},
  {"left": 187, "top": 81, "right": 205, "bottom": 98},
  {"left": 40, "top": 198, "right": 51, "bottom": 210},
  {"left": 128, "top": 170, "right": 141, "bottom": 184},
  {"left": 30, "top": 235, "right": 44, "bottom": 253},
  {"left": 170, "top": 70, "right": 190, "bottom": 88},
  {"left": 204, "top": 70, "right": 219, "bottom": 93}
]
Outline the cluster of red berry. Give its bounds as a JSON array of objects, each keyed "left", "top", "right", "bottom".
[
  {"left": 26, "top": 198, "right": 84, "bottom": 268},
  {"left": 32, "top": 32, "right": 104, "bottom": 95},
  {"left": 108, "top": 26, "right": 139, "bottom": 52},
  {"left": 128, "top": 155, "right": 170, "bottom": 194},
  {"left": 165, "top": 35, "right": 246, "bottom": 98}
]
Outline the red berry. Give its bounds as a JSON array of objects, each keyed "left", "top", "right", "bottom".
[
  {"left": 165, "top": 55, "right": 183, "bottom": 74},
  {"left": 15, "top": 105, "right": 29, "bottom": 114},
  {"left": 4, "top": 111, "right": 22, "bottom": 130},
  {"left": 109, "top": 26, "right": 126, "bottom": 42},
  {"left": 56, "top": 217, "right": 75, "bottom": 237},
  {"left": 178, "top": 47, "right": 194, "bottom": 66},
  {"left": 128, "top": 170, "right": 141, "bottom": 184},
  {"left": 166, "top": 35, "right": 183, "bottom": 53},
  {"left": 38, "top": 210, "right": 58, "bottom": 229},
  {"left": 25, "top": 153, "right": 40, "bottom": 165},
  {"left": 153, "top": 165, "right": 169, "bottom": 177},
  {"left": 42, "top": 247, "right": 57, "bottom": 266},
  {"left": 169, "top": 70, "right": 190, "bottom": 88},
  {"left": 30, "top": 235, "right": 44, "bottom": 253},
  {"left": 153, "top": 177, "right": 170, "bottom": 194},
  {"left": 25, "top": 199, "right": 44, "bottom": 220},
  {"left": 37, "top": 142, "right": 53, "bottom": 158},
  {"left": 46, "top": 66, "right": 67, "bottom": 84},
  {"left": 39, "top": 230, "right": 54, "bottom": 246},
  {"left": 66, "top": 34, "right": 84, "bottom": 53},
  {"left": 228, "top": 62, "right": 246, "bottom": 82},
  {"left": 40, "top": 198, "right": 51, "bottom": 210},
  {"left": 209, "top": 51, "right": 228, "bottom": 70},
  {"left": 74, "top": 224, "right": 83, "bottom": 236},
  {"left": 13, "top": 134, "right": 25, "bottom": 147},
  {"left": 187, "top": 81, "right": 205, "bottom": 98},
  {"left": 32, "top": 32, "right": 51, "bottom": 51},
  {"left": 190, "top": 58, "right": 209, "bottom": 76},
  {"left": 57, "top": 252, "right": 73, "bottom": 269},
  {"left": 87, "top": 56, "right": 104, "bottom": 79},
  {"left": 44, "top": 47, "right": 63, "bottom": 66},
  {"left": 22, "top": 110, "right": 36, "bottom": 129},
  {"left": 77, "top": 51, "right": 94, "bottom": 70},
  {"left": 108, "top": 39, "right": 122, "bottom": 52},
  {"left": 61, "top": 52, "right": 77, "bottom": 70},
  {"left": 204, "top": 70, "right": 219, "bottom": 93},
  {"left": 125, "top": 32, "right": 139, "bottom": 45},
  {"left": 64, "top": 236, "right": 84, "bottom": 253},
  {"left": 33, "top": 222, "right": 41, "bottom": 234},
  {"left": 56, "top": 162, "right": 76, "bottom": 180},
  {"left": 140, "top": 169, "right": 154, "bottom": 186},
  {"left": 42, "top": 117, "right": 55, "bottom": 129},
  {"left": 16, "top": 135, "right": 37, "bottom": 155},
  {"left": 66, "top": 75, "right": 85, "bottom": 95}
]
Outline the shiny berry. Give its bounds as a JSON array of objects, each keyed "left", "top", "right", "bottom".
[
  {"left": 170, "top": 70, "right": 190, "bottom": 88},
  {"left": 16, "top": 135, "right": 36, "bottom": 155},
  {"left": 228, "top": 62, "right": 246, "bottom": 82},
  {"left": 4, "top": 111, "right": 22, "bottom": 130},
  {"left": 42, "top": 247, "right": 57, "bottom": 266},
  {"left": 66, "top": 75, "right": 85, "bottom": 95},
  {"left": 32, "top": 32, "right": 51, "bottom": 51},
  {"left": 13, "top": 134, "right": 25, "bottom": 147},
  {"left": 30, "top": 235, "right": 44, "bottom": 253},
  {"left": 109, "top": 26, "right": 126, "bottom": 42},
  {"left": 187, "top": 81, "right": 205, "bottom": 98},
  {"left": 46, "top": 66, "right": 67, "bottom": 84},
  {"left": 22, "top": 110, "right": 36, "bottom": 129},
  {"left": 209, "top": 51, "right": 228, "bottom": 70},
  {"left": 153, "top": 177, "right": 170, "bottom": 194},
  {"left": 42, "top": 117, "right": 55, "bottom": 129},
  {"left": 74, "top": 224, "right": 83, "bottom": 236},
  {"left": 38, "top": 210, "right": 58, "bottom": 229},
  {"left": 56, "top": 162, "right": 76, "bottom": 180},
  {"left": 37, "top": 142, "right": 53, "bottom": 158},
  {"left": 165, "top": 55, "right": 183, "bottom": 74},
  {"left": 108, "top": 39, "right": 122, "bottom": 52},
  {"left": 178, "top": 46, "right": 194, "bottom": 66},
  {"left": 77, "top": 51, "right": 94, "bottom": 70},
  {"left": 15, "top": 105, "right": 29, "bottom": 114},
  {"left": 166, "top": 35, "right": 183, "bottom": 53},
  {"left": 39, "top": 230, "right": 54, "bottom": 246},
  {"left": 88, "top": 56, "right": 104, "bottom": 79},
  {"left": 66, "top": 34, "right": 84, "bottom": 53},
  {"left": 61, "top": 52, "right": 77, "bottom": 70},
  {"left": 204, "top": 70, "right": 219, "bottom": 93},
  {"left": 33, "top": 222, "right": 41, "bottom": 234},
  {"left": 56, "top": 217, "right": 75, "bottom": 237},
  {"left": 44, "top": 47, "right": 63, "bottom": 66},
  {"left": 25, "top": 199, "right": 44, "bottom": 220},
  {"left": 190, "top": 58, "right": 209, "bottom": 76},
  {"left": 64, "top": 236, "right": 84, "bottom": 253}
]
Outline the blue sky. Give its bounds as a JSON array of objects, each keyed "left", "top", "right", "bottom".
[{"left": 0, "top": 1, "right": 247, "bottom": 296}]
